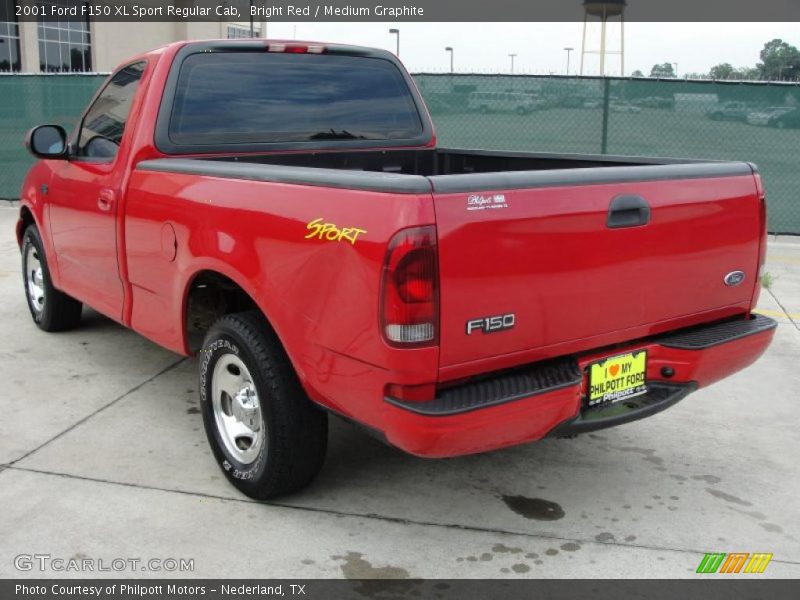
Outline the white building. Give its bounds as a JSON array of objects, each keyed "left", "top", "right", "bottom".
[{"left": 1, "top": 0, "right": 267, "bottom": 73}]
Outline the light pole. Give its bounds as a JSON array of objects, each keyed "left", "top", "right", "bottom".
[
  {"left": 388, "top": 28, "right": 399, "bottom": 57},
  {"left": 564, "top": 47, "right": 574, "bottom": 75},
  {"left": 672, "top": 62, "right": 679, "bottom": 78},
  {"left": 509, "top": 53, "right": 517, "bottom": 74},
  {"left": 445, "top": 47, "right": 454, "bottom": 73}
]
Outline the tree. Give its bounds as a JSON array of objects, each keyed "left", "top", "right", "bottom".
[
  {"left": 734, "top": 66, "right": 761, "bottom": 81},
  {"left": 709, "top": 63, "right": 735, "bottom": 79},
  {"left": 757, "top": 39, "right": 800, "bottom": 81},
  {"left": 631, "top": 69, "right": 644, "bottom": 77},
  {"left": 650, "top": 63, "right": 676, "bottom": 78}
]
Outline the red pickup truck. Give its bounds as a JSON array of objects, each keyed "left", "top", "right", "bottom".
[{"left": 18, "top": 40, "right": 776, "bottom": 499}]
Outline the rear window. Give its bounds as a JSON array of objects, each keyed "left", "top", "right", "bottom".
[{"left": 167, "top": 52, "right": 424, "bottom": 145}]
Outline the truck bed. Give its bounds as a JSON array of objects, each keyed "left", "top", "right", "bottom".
[{"left": 138, "top": 148, "right": 753, "bottom": 195}]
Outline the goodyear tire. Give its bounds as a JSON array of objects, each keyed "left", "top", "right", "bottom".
[
  {"left": 21, "top": 225, "right": 82, "bottom": 331},
  {"left": 199, "top": 311, "right": 328, "bottom": 499}
]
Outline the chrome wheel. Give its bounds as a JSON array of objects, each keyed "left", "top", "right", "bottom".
[
  {"left": 25, "top": 244, "right": 45, "bottom": 314},
  {"left": 211, "top": 353, "right": 265, "bottom": 465}
]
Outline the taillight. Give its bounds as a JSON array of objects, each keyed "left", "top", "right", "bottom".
[{"left": 380, "top": 226, "right": 439, "bottom": 346}]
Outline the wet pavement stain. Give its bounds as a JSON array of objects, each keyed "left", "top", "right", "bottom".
[
  {"left": 692, "top": 474, "right": 722, "bottom": 484},
  {"left": 186, "top": 407, "right": 200, "bottom": 414},
  {"left": 705, "top": 488, "right": 752, "bottom": 506},
  {"left": 479, "top": 553, "right": 493, "bottom": 562},
  {"left": 624, "top": 535, "right": 636, "bottom": 542},
  {"left": 560, "top": 542, "right": 581, "bottom": 552},
  {"left": 545, "top": 548, "right": 559, "bottom": 556},
  {"left": 492, "top": 543, "right": 523, "bottom": 554},
  {"left": 501, "top": 495, "right": 565, "bottom": 520},
  {"left": 760, "top": 522, "right": 783, "bottom": 533},
  {"left": 612, "top": 446, "right": 664, "bottom": 466},
  {"left": 595, "top": 532, "right": 615, "bottom": 543},
  {"left": 332, "top": 552, "right": 413, "bottom": 584},
  {"left": 512, "top": 563, "right": 531, "bottom": 573},
  {"left": 738, "top": 510, "right": 768, "bottom": 520}
]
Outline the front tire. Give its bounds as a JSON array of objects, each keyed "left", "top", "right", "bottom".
[
  {"left": 21, "top": 225, "right": 82, "bottom": 331},
  {"left": 199, "top": 311, "right": 328, "bottom": 499}
]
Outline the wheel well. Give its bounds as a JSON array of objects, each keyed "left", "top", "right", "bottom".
[
  {"left": 185, "top": 271, "right": 259, "bottom": 353},
  {"left": 17, "top": 206, "right": 35, "bottom": 246}
]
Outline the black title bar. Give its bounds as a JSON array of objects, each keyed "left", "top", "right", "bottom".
[{"left": 11, "top": 0, "right": 800, "bottom": 22}]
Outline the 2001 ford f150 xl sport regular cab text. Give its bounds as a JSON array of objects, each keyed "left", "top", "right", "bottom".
[{"left": 18, "top": 40, "right": 776, "bottom": 499}]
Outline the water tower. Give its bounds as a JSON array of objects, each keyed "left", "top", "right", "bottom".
[{"left": 580, "top": 0, "right": 626, "bottom": 76}]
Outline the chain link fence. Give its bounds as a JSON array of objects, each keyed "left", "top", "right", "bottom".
[
  {"left": 1, "top": 73, "right": 799, "bottom": 233},
  {"left": 0, "top": 73, "right": 105, "bottom": 199},
  {"left": 418, "top": 74, "right": 800, "bottom": 234}
]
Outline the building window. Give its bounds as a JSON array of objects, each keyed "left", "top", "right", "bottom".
[
  {"left": 227, "top": 25, "right": 260, "bottom": 39},
  {"left": 0, "top": 0, "right": 21, "bottom": 72},
  {"left": 37, "top": 1, "right": 91, "bottom": 72}
]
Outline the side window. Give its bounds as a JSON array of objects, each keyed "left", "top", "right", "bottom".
[{"left": 76, "top": 61, "right": 145, "bottom": 160}]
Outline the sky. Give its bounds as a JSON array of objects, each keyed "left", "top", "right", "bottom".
[{"left": 260, "top": 22, "right": 799, "bottom": 76}]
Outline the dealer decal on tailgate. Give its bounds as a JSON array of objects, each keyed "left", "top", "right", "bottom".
[{"left": 588, "top": 351, "right": 647, "bottom": 406}]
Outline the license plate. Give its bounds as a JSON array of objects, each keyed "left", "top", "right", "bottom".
[{"left": 588, "top": 350, "right": 647, "bottom": 406}]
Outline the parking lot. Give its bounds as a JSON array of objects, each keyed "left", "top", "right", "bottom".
[{"left": 0, "top": 204, "right": 798, "bottom": 579}]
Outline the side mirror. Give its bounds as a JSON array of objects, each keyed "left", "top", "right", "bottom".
[{"left": 25, "top": 125, "right": 68, "bottom": 159}]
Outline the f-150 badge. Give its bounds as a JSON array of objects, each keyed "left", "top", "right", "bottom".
[
  {"left": 466, "top": 314, "right": 516, "bottom": 335},
  {"left": 305, "top": 218, "right": 367, "bottom": 245},
  {"left": 467, "top": 194, "right": 508, "bottom": 211}
]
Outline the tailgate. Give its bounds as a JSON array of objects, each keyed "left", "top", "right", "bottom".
[{"left": 431, "top": 166, "right": 762, "bottom": 370}]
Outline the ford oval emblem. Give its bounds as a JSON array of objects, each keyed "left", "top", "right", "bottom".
[{"left": 724, "top": 271, "right": 746, "bottom": 286}]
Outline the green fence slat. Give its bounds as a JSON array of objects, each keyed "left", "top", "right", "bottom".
[
  {"left": 1, "top": 73, "right": 798, "bottom": 233},
  {"left": 0, "top": 74, "right": 107, "bottom": 201}
]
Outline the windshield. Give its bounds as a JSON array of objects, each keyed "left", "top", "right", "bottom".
[{"left": 167, "top": 52, "right": 424, "bottom": 145}]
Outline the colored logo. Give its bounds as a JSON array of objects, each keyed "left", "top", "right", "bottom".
[
  {"left": 696, "top": 552, "right": 772, "bottom": 574},
  {"left": 305, "top": 218, "right": 367, "bottom": 245}
]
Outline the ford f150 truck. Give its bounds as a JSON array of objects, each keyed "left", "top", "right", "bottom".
[{"left": 18, "top": 40, "right": 776, "bottom": 499}]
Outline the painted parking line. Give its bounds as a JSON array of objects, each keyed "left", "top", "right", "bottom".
[
  {"left": 753, "top": 308, "right": 800, "bottom": 320},
  {"left": 766, "top": 255, "right": 800, "bottom": 265}
]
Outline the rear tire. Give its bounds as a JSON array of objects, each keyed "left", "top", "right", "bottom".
[
  {"left": 21, "top": 225, "right": 82, "bottom": 332},
  {"left": 199, "top": 311, "right": 328, "bottom": 499}
]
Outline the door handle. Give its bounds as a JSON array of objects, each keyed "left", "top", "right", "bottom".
[
  {"left": 607, "top": 195, "right": 651, "bottom": 228},
  {"left": 97, "top": 189, "right": 116, "bottom": 212}
]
